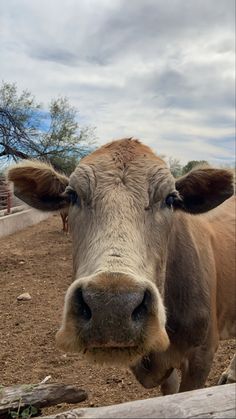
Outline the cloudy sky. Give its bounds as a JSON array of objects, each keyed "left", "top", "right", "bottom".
[{"left": 0, "top": 0, "right": 235, "bottom": 164}]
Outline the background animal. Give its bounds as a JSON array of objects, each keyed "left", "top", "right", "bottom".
[
  {"left": 7, "top": 138, "right": 235, "bottom": 394},
  {"left": 60, "top": 208, "right": 69, "bottom": 233}
]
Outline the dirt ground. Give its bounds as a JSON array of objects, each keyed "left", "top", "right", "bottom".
[{"left": 0, "top": 215, "right": 235, "bottom": 415}]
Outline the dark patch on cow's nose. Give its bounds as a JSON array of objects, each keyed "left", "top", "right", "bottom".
[
  {"left": 73, "top": 288, "right": 92, "bottom": 321},
  {"left": 131, "top": 290, "right": 151, "bottom": 322},
  {"left": 71, "top": 284, "right": 152, "bottom": 348}
]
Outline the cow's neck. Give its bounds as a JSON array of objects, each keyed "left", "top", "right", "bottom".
[{"left": 164, "top": 211, "right": 212, "bottom": 350}]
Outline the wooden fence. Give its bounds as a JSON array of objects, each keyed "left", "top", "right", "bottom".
[{"left": 40, "top": 384, "right": 235, "bottom": 419}]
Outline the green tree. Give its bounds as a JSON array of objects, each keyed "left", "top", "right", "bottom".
[
  {"left": 39, "top": 96, "right": 96, "bottom": 174},
  {"left": 182, "top": 160, "right": 209, "bottom": 174},
  {"left": 0, "top": 82, "right": 95, "bottom": 174},
  {"left": 168, "top": 157, "right": 183, "bottom": 178}
]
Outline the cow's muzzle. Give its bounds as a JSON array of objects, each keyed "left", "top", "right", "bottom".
[
  {"left": 56, "top": 272, "right": 169, "bottom": 364},
  {"left": 73, "top": 286, "right": 151, "bottom": 347}
]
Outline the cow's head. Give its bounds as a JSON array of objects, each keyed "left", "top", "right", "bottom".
[{"left": 8, "top": 138, "right": 234, "bottom": 365}]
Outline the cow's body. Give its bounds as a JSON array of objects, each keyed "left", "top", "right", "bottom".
[
  {"left": 132, "top": 197, "right": 235, "bottom": 393},
  {"left": 7, "top": 138, "right": 235, "bottom": 393}
]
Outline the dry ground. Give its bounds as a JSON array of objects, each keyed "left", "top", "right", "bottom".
[{"left": 0, "top": 215, "right": 235, "bottom": 415}]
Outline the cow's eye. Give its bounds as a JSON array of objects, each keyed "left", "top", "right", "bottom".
[
  {"left": 165, "top": 194, "right": 175, "bottom": 208},
  {"left": 65, "top": 187, "right": 80, "bottom": 206},
  {"left": 165, "top": 192, "right": 182, "bottom": 209}
]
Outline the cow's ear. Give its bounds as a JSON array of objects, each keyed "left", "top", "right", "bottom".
[
  {"left": 7, "top": 160, "right": 69, "bottom": 211},
  {"left": 175, "top": 167, "right": 234, "bottom": 214}
]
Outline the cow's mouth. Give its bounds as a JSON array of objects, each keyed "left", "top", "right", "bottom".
[
  {"left": 56, "top": 326, "right": 145, "bottom": 364},
  {"left": 83, "top": 345, "right": 143, "bottom": 365},
  {"left": 86, "top": 342, "right": 138, "bottom": 349}
]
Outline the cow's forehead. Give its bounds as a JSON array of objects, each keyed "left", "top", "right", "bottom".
[
  {"left": 80, "top": 138, "right": 165, "bottom": 169},
  {"left": 69, "top": 138, "right": 171, "bottom": 198}
]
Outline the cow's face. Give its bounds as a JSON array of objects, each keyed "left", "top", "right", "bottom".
[
  {"left": 8, "top": 138, "right": 234, "bottom": 365},
  {"left": 56, "top": 144, "right": 176, "bottom": 364}
]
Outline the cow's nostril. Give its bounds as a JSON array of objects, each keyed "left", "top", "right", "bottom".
[
  {"left": 142, "top": 355, "right": 152, "bottom": 370},
  {"left": 131, "top": 290, "right": 151, "bottom": 322},
  {"left": 74, "top": 288, "right": 92, "bottom": 321}
]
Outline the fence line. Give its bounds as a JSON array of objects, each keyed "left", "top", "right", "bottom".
[{"left": 0, "top": 176, "right": 12, "bottom": 214}]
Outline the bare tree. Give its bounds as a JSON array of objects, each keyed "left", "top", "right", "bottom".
[{"left": 0, "top": 82, "right": 96, "bottom": 174}]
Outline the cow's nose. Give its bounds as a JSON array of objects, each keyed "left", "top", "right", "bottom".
[
  {"left": 56, "top": 272, "right": 170, "bottom": 358},
  {"left": 72, "top": 286, "right": 152, "bottom": 347}
]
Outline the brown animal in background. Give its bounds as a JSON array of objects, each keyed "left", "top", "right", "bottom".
[
  {"left": 7, "top": 138, "right": 235, "bottom": 394},
  {"left": 60, "top": 209, "right": 69, "bottom": 233}
]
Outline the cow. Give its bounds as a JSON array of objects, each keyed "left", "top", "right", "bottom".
[
  {"left": 7, "top": 138, "right": 235, "bottom": 394},
  {"left": 60, "top": 209, "right": 69, "bottom": 233}
]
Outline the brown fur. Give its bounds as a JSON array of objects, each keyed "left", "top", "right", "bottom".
[
  {"left": 132, "top": 196, "right": 235, "bottom": 391},
  {"left": 7, "top": 160, "right": 69, "bottom": 211},
  {"left": 82, "top": 138, "right": 162, "bottom": 166},
  {"left": 176, "top": 167, "right": 234, "bottom": 213},
  {"left": 7, "top": 138, "right": 235, "bottom": 393}
]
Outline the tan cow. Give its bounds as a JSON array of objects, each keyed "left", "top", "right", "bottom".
[{"left": 7, "top": 138, "right": 235, "bottom": 394}]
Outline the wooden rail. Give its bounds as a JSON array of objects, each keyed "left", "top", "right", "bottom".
[
  {"left": 0, "top": 383, "right": 87, "bottom": 419},
  {"left": 39, "top": 384, "right": 235, "bottom": 419}
]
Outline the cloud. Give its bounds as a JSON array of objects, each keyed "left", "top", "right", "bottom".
[
  {"left": 30, "top": 47, "right": 78, "bottom": 66},
  {"left": 0, "top": 0, "right": 235, "bottom": 164}
]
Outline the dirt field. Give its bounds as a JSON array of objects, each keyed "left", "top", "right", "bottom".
[{"left": 0, "top": 215, "right": 235, "bottom": 415}]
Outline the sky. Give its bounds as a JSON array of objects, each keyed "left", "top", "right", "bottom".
[{"left": 0, "top": 0, "right": 235, "bottom": 165}]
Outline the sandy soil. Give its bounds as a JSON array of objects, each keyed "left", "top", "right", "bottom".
[{"left": 0, "top": 215, "right": 235, "bottom": 415}]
